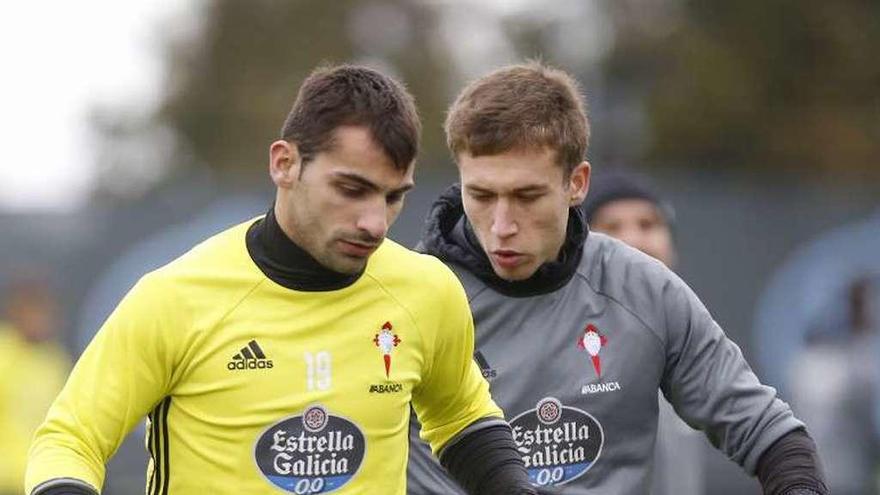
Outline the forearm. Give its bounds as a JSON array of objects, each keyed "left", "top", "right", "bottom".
[
  {"left": 25, "top": 418, "right": 106, "bottom": 495},
  {"left": 440, "top": 422, "right": 536, "bottom": 495},
  {"left": 756, "top": 428, "right": 828, "bottom": 495},
  {"left": 27, "top": 276, "right": 179, "bottom": 495}
]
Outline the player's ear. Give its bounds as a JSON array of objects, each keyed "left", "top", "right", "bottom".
[
  {"left": 568, "top": 161, "right": 591, "bottom": 206},
  {"left": 269, "top": 140, "right": 302, "bottom": 188}
]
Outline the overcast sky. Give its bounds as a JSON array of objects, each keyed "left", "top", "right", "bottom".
[{"left": 0, "top": 0, "right": 194, "bottom": 212}]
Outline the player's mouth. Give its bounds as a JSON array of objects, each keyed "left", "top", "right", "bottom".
[
  {"left": 338, "top": 239, "right": 380, "bottom": 258},
  {"left": 490, "top": 249, "right": 526, "bottom": 269}
]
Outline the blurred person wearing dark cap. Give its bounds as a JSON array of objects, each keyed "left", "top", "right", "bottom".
[
  {"left": 786, "top": 275, "right": 880, "bottom": 495},
  {"left": 407, "top": 61, "right": 827, "bottom": 495},
  {"left": 0, "top": 272, "right": 71, "bottom": 495},
  {"left": 757, "top": 209, "right": 880, "bottom": 495},
  {"left": 582, "top": 170, "right": 708, "bottom": 495},
  {"left": 581, "top": 171, "right": 676, "bottom": 268}
]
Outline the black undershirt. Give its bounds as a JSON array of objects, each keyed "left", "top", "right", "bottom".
[
  {"left": 440, "top": 423, "right": 537, "bottom": 495},
  {"left": 35, "top": 487, "right": 95, "bottom": 495},
  {"left": 31, "top": 479, "right": 97, "bottom": 495},
  {"left": 246, "top": 207, "right": 363, "bottom": 291}
]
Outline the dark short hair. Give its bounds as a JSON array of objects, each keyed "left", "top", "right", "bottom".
[
  {"left": 445, "top": 61, "right": 589, "bottom": 176},
  {"left": 280, "top": 64, "right": 421, "bottom": 171}
]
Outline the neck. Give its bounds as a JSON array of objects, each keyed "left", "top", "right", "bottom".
[
  {"left": 245, "top": 206, "right": 363, "bottom": 291},
  {"left": 272, "top": 195, "right": 303, "bottom": 251}
]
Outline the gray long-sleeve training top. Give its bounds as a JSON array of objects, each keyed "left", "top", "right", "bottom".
[{"left": 407, "top": 185, "right": 803, "bottom": 494}]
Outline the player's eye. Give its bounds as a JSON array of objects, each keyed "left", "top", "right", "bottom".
[
  {"left": 516, "top": 193, "right": 543, "bottom": 203},
  {"left": 387, "top": 192, "right": 405, "bottom": 205},
  {"left": 469, "top": 191, "right": 494, "bottom": 203},
  {"left": 639, "top": 218, "right": 658, "bottom": 231},
  {"left": 337, "top": 183, "right": 366, "bottom": 198}
]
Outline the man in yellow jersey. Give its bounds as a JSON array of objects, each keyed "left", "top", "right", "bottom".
[
  {"left": 0, "top": 273, "right": 70, "bottom": 495},
  {"left": 26, "top": 65, "right": 536, "bottom": 495}
]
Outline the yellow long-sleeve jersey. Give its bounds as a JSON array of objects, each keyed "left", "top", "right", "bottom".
[{"left": 26, "top": 218, "right": 501, "bottom": 494}]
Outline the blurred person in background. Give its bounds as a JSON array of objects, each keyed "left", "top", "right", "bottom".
[
  {"left": 580, "top": 170, "right": 705, "bottom": 495},
  {"left": 757, "top": 210, "right": 880, "bottom": 495},
  {"left": 26, "top": 64, "right": 535, "bottom": 495},
  {"left": 407, "top": 61, "right": 827, "bottom": 495},
  {"left": 787, "top": 276, "right": 880, "bottom": 495},
  {"left": 0, "top": 271, "right": 71, "bottom": 495}
]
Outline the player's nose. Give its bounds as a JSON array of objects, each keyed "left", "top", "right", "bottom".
[
  {"left": 356, "top": 204, "right": 389, "bottom": 240},
  {"left": 490, "top": 201, "right": 518, "bottom": 238}
]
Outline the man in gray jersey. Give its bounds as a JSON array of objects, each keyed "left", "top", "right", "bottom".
[{"left": 407, "top": 62, "right": 827, "bottom": 494}]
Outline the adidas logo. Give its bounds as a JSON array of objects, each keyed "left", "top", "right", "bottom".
[
  {"left": 475, "top": 351, "right": 497, "bottom": 379},
  {"left": 227, "top": 340, "right": 274, "bottom": 371}
]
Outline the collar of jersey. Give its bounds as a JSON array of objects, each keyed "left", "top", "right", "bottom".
[
  {"left": 246, "top": 206, "right": 363, "bottom": 291},
  {"left": 420, "top": 183, "right": 588, "bottom": 298}
]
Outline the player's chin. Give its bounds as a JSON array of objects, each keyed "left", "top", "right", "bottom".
[
  {"left": 491, "top": 260, "right": 538, "bottom": 281},
  {"left": 326, "top": 252, "right": 369, "bottom": 275}
]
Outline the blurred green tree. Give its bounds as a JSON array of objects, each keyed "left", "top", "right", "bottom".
[
  {"left": 93, "top": 0, "right": 880, "bottom": 200},
  {"left": 604, "top": 0, "right": 880, "bottom": 177},
  {"left": 164, "top": 0, "right": 454, "bottom": 184},
  {"left": 94, "top": 0, "right": 455, "bottom": 198}
]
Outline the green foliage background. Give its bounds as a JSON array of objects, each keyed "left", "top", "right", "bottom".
[{"left": 93, "top": 0, "right": 880, "bottom": 199}]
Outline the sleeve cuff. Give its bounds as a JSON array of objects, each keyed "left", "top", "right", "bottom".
[{"left": 31, "top": 478, "right": 98, "bottom": 495}]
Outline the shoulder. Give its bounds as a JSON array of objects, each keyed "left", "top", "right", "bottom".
[
  {"left": 128, "top": 218, "right": 265, "bottom": 322},
  {"left": 579, "top": 231, "right": 681, "bottom": 296},
  {"left": 366, "top": 238, "right": 461, "bottom": 293},
  {"left": 364, "top": 239, "right": 469, "bottom": 328},
  {"left": 157, "top": 218, "right": 257, "bottom": 277},
  {"left": 146, "top": 218, "right": 260, "bottom": 284},
  {"left": 578, "top": 232, "right": 694, "bottom": 339}
]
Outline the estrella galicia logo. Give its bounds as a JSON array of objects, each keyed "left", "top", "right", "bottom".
[
  {"left": 510, "top": 397, "right": 604, "bottom": 487},
  {"left": 254, "top": 405, "right": 365, "bottom": 493}
]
